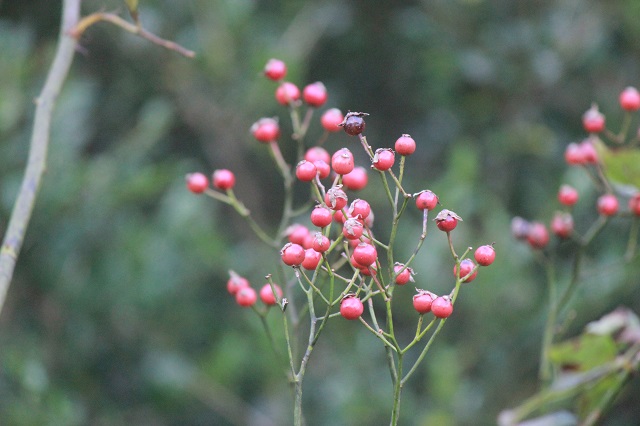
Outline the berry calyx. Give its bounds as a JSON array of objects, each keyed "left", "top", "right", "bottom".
[
  {"left": 348, "top": 198, "right": 371, "bottom": 220},
  {"left": 332, "top": 148, "right": 355, "bottom": 175},
  {"left": 435, "top": 209, "right": 462, "bottom": 232},
  {"left": 619, "top": 86, "right": 640, "bottom": 111},
  {"left": 325, "top": 186, "right": 348, "bottom": 211},
  {"left": 342, "top": 166, "right": 368, "bottom": 191},
  {"left": 186, "top": 172, "right": 209, "bottom": 194},
  {"left": 302, "top": 82, "right": 328, "bottom": 107},
  {"left": 342, "top": 218, "right": 364, "bottom": 240},
  {"left": 431, "top": 296, "right": 454, "bottom": 319},
  {"left": 321, "top": 108, "right": 344, "bottom": 132},
  {"left": 236, "top": 286, "right": 257, "bottom": 307},
  {"left": 582, "top": 105, "right": 605, "bottom": 133},
  {"left": 339, "top": 111, "right": 368, "bottom": 136},
  {"left": 311, "top": 232, "right": 331, "bottom": 253},
  {"left": 394, "top": 263, "right": 414, "bottom": 285},
  {"left": 372, "top": 148, "right": 395, "bottom": 171},
  {"left": 353, "top": 242, "right": 377, "bottom": 267},
  {"left": 259, "top": 283, "right": 283, "bottom": 305},
  {"left": 414, "top": 190, "right": 439, "bottom": 211},
  {"left": 212, "top": 169, "right": 236, "bottom": 190},
  {"left": 302, "top": 248, "right": 322, "bottom": 270},
  {"left": 275, "top": 82, "right": 301, "bottom": 106},
  {"left": 227, "top": 270, "right": 250, "bottom": 295},
  {"left": 295, "top": 160, "right": 318, "bottom": 182},
  {"left": 264, "top": 58, "right": 287, "bottom": 81},
  {"left": 551, "top": 211, "right": 574, "bottom": 239},
  {"left": 413, "top": 291, "right": 435, "bottom": 314},
  {"left": 340, "top": 294, "right": 364, "bottom": 320},
  {"left": 474, "top": 244, "right": 496, "bottom": 266},
  {"left": 526, "top": 222, "right": 550, "bottom": 249},
  {"left": 597, "top": 193, "right": 619, "bottom": 216},
  {"left": 558, "top": 184, "right": 579, "bottom": 206},
  {"left": 310, "top": 205, "right": 333, "bottom": 228},
  {"left": 395, "top": 134, "right": 416, "bottom": 156},
  {"left": 281, "top": 243, "right": 305, "bottom": 266},
  {"left": 454, "top": 259, "right": 478, "bottom": 283},
  {"left": 251, "top": 117, "right": 280, "bottom": 142}
]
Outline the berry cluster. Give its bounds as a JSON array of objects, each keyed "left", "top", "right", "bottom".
[{"left": 187, "top": 58, "right": 495, "bottom": 425}]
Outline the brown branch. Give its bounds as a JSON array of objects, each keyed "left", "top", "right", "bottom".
[{"left": 0, "top": 0, "right": 81, "bottom": 315}]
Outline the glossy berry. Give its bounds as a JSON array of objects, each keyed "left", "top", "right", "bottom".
[
  {"left": 454, "top": 259, "right": 478, "bottom": 283},
  {"left": 415, "top": 190, "right": 439, "bottom": 211},
  {"left": 275, "top": 82, "right": 301, "bottom": 106},
  {"left": 394, "top": 263, "right": 414, "bottom": 285},
  {"left": 251, "top": 117, "right": 280, "bottom": 142},
  {"left": 348, "top": 198, "right": 371, "bottom": 220},
  {"left": 212, "top": 169, "right": 235, "bottom": 190},
  {"left": 281, "top": 243, "right": 305, "bottom": 266},
  {"left": 342, "top": 166, "right": 368, "bottom": 191},
  {"left": 395, "top": 134, "right": 416, "bottom": 156},
  {"left": 551, "top": 211, "right": 574, "bottom": 239},
  {"left": 264, "top": 58, "right": 287, "bottom": 81},
  {"left": 310, "top": 206, "right": 333, "bottom": 228},
  {"left": 321, "top": 108, "right": 344, "bottom": 132},
  {"left": 340, "top": 295, "right": 364, "bottom": 320},
  {"left": 435, "top": 209, "right": 462, "bottom": 232},
  {"left": 526, "top": 222, "right": 550, "bottom": 249},
  {"left": 305, "top": 146, "right": 331, "bottom": 164},
  {"left": 373, "top": 148, "right": 395, "bottom": 171},
  {"left": 325, "top": 186, "right": 348, "bottom": 211},
  {"left": 597, "top": 193, "right": 619, "bottom": 216},
  {"left": 227, "top": 270, "right": 250, "bottom": 295},
  {"left": 342, "top": 218, "right": 364, "bottom": 240},
  {"left": 332, "top": 148, "right": 355, "bottom": 175},
  {"left": 314, "top": 160, "right": 331, "bottom": 179},
  {"left": 582, "top": 105, "right": 605, "bottom": 133},
  {"left": 474, "top": 245, "right": 496, "bottom": 266},
  {"left": 339, "top": 111, "right": 367, "bottom": 136},
  {"left": 260, "top": 283, "right": 283, "bottom": 305},
  {"left": 629, "top": 193, "right": 640, "bottom": 216},
  {"left": 186, "top": 172, "right": 209, "bottom": 194},
  {"left": 311, "top": 232, "right": 331, "bottom": 253},
  {"left": 353, "top": 243, "right": 377, "bottom": 266},
  {"left": 236, "top": 286, "right": 257, "bottom": 307},
  {"left": 413, "top": 291, "right": 435, "bottom": 314},
  {"left": 558, "top": 184, "right": 579, "bottom": 206},
  {"left": 302, "top": 248, "right": 322, "bottom": 270},
  {"left": 619, "top": 86, "right": 640, "bottom": 111},
  {"left": 286, "top": 224, "right": 310, "bottom": 246},
  {"left": 302, "top": 82, "right": 328, "bottom": 107},
  {"left": 431, "top": 296, "right": 453, "bottom": 319},
  {"left": 296, "top": 160, "right": 318, "bottom": 182}
]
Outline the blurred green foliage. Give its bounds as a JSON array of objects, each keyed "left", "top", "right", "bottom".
[{"left": 1, "top": 0, "right": 640, "bottom": 425}]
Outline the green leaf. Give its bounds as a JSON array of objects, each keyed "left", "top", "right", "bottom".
[{"left": 593, "top": 138, "right": 640, "bottom": 191}]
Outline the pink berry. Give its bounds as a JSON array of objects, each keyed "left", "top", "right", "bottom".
[
  {"left": 474, "top": 245, "right": 495, "bottom": 266},
  {"left": 413, "top": 291, "right": 435, "bottom": 314},
  {"left": 395, "top": 134, "right": 416, "bottom": 156},
  {"left": 334, "top": 209, "right": 346, "bottom": 224},
  {"left": 251, "top": 117, "right": 280, "bottom": 142},
  {"left": 394, "top": 263, "right": 414, "bottom": 285},
  {"left": 342, "top": 166, "right": 368, "bottom": 191},
  {"left": 281, "top": 243, "right": 305, "bottom": 266},
  {"left": 235, "top": 286, "right": 257, "bottom": 307},
  {"left": 264, "top": 58, "right": 287, "bottom": 81},
  {"left": 564, "top": 143, "right": 586, "bottom": 165},
  {"left": 302, "top": 248, "right": 322, "bottom": 270},
  {"left": 325, "top": 186, "right": 348, "bottom": 211},
  {"left": 629, "top": 193, "right": 640, "bottom": 216},
  {"left": 353, "top": 242, "right": 377, "bottom": 266},
  {"left": 259, "top": 283, "right": 283, "bottom": 305},
  {"left": 342, "top": 218, "right": 364, "bottom": 240},
  {"left": 435, "top": 209, "right": 462, "bottom": 232},
  {"left": 310, "top": 205, "right": 333, "bottom": 228},
  {"left": 314, "top": 160, "right": 331, "bottom": 179},
  {"left": 340, "top": 295, "right": 364, "bottom": 320},
  {"left": 619, "top": 86, "right": 640, "bottom": 111},
  {"left": 212, "top": 169, "right": 235, "bottom": 190},
  {"left": 332, "top": 148, "right": 355, "bottom": 175},
  {"left": 339, "top": 111, "right": 367, "bottom": 136},
  {"left": 348, "top": 198, "right": 371, "bottom": 220},
  {"left": 415, "top": 190, "right": 439, "bottom": 211},
  {"left": 431, "top": 296, "right": 453, "bottom": 319},
  {"left": 597, "top": 193, "right": 619, "bottom": 216},
  {"left": 526, "top": 222, "right": 550, "bottom": 249},
  {"left": 358, "top": 262, "right": 378, "bottom": 276},
  {"left": 186, "top": 172, "right": 209, "bottom": 194},
  {"left": 275, "top": 82, "right": 301, "bottom": 106},
  {"left": 551, "top": 211, "right": 574, "bottom": 239},
  {"left": 302, "top": 81, "right": 328, "bottom": 107},
  {"left": 582, "top": 105, "right": 605, "bottom": 133},
  {"left": 227, "top": 270, "right": 250, "bottom": 295},
  {"left": 372, "top": 148, "right": 395, "bottom": 171},
  {"left": 453, "top": 259, "right": 478, "bottom": 283},
  {"left": 305, "top": 147, "right": 331, "bottom": 164},
  {"left": 558, "top": 184, "right": 579, "bottom": 206},
  {"left": 295, "top": 160, "right": 318, "bottom": 182},
  {"left": 321, "top": 108, "right": 344, "bottom": 132},
  {"left": 579, "top": 140, "right": 598, "bottom": 164},
  {"left": 311, "top": 232, "right": 331, "bottom": 253},
  {"left": 286, "top": 224, "right": 310, "bottom": 245}
]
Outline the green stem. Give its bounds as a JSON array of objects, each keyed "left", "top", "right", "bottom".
[
  {"left": 539, "top": 254, "right": 557, "bottom": 384},
  {"left": 390, "top": 354, "right": 404, "bottom": 426}
]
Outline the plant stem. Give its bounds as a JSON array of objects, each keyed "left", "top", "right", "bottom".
[{"left": 390, "top": 354, "right": 404, "bottom": 426}]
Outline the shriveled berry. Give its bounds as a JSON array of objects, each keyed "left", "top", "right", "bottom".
[
  {"left": 353, "top": 242, "right": 377, "bottom": 266},
  {"left": 340, "top": 295, "right": 364, "bottom": 320},
  {"left": 372, "top": 148, "right": 395, "bottom": 171},
  {"left": 431, "top": 296, "right": 453, "bottom": 319},
  {"left": 325, "top": 186, "right": 348, "bottom": 210},
  {"left": 435, "top": 209, "right": 462, "bottom": 232},
  {"left": 339, "top": 111, "right": 368, "bottom": 136},
  {"left": 526, "top": 222, "right": 550, "bottom": 249},
  {"left": 415, "top": 190, "right": 439, "bottom": 211},
  {"left": 413, "top": 291, "right": 435, "bottom": 314},
  {"left": 582, "top": 105, "right": 605, "bottom": 133},
  {"left": 302, "top": 248, "right": 322, "bottom": 270},
  {"left": 395, "top": 134, "right": 416, "bottom": 156},
  {"left": 227, "top": 270, "right": 250, "bottom": 295},
  {"left": 321, "top": 108, "right": 344, "bottom": 132},
  {"left": 332, "top": 148, "right": 355, "bottom": 175},
  {"left": 236, "top": 286, "right": 257, "bottom": 307},
  {"left": 619, "top": 86, "right": 640, "bottom": 111},
  {"left": 597, "top": 193, "right": 619, "bottom": 216},
  {"left": 251, "top": 117, "right": 280, "bottom": 142},
  {"left": 394, "top": 263, "right": 414, "bottom": 285},
  {"left": 296, "top": 160, "right": 318, "bottom": 182},
  {"left": 281, "top": 243, "right": 305, "bottom": 266},
  {"left": 558, "top": 184, "right": 579, "bottom": 206},
  {"left": 186, "top": 172, "right": 209, "bottom": 194},
  {"left": 264, "top": 58, "right": 287, "bottom": 81},
  {"left": 212, "top": 169, "right": 235, "bottom": 190},
  {"left": 260, "top": 283, "right": 283, "bottom": 305},
  {"left": 454, "top": 259, "right": 478, "bottom": 283},
  {"left": 474, "top": 245, "right": 496, "bottom": 266},
  {"left": 302, "top": 81, "right": 328, "bottom": 107},
  {"left": 310, "top": 205, "right": 333, "bottom": 228},
  {"left": 551, "top": 211, "right": 574, "bottom": 239},
  {"left": 275, "top": 82, "right": 301, "bottom": 106},
  {"left": 342, "top": 166, "right": 368, "bottom": 191}
]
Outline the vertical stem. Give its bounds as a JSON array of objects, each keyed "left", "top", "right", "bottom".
[
  {"left": 390, "top": 355, "right": 403, "bottom": 426},
  {"left": 540, "top": 256, "right": 557, "bottom": 383}
]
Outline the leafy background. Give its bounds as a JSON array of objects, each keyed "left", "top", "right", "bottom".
[{"left": 1, "top": 0, "right": 640, "bottom": 424}]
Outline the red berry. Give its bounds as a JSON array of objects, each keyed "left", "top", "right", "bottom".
[
  {"left": 372, "top": 148, "right": 395, "bottom": 171},
  {"left": 325, "top": 186, "right": 348, "bottom": 211},
  {"left": 415, "top": 190, "right": 439, "bottom": 211},
  {"left": 353, "top": 242, "right": 377, "bottom": 266},
  {"left": 310, "top": 205, "right": 333, "bottom": 228},
  {"left": 342, "top": 218, "right": 364, "bottom": 240},
  {"left": 251, "top": 117, "right": 280, "bottom": 142},
  {"left": 580, "top": 140, "right": 598, "bottom": 164},
  {"left": 340, "top": 295, "right": 364, "bottom": 320},
  {"left": 227, "top": 270, "right": 250, "bottom": 295},
  {"left": 454, "top": 259, "right": 478, "bottom": 283},
  {"left": 348, "top": 198, "right": 371, "bottom": 220},
  {"left": 413, "top": 291, "right": 435, "bottom": 314},
  {"left": 558, "top": 184, "right": 579, "bottom": 206},
  {"left": 281, "top": 243, "right": 305, "bottom": 266},
  {"left": 431, "top": 296, "right": 453, "bottom": 319},
  {"left": 395, "top": 134, "right": 416, "bottom": 156},
  {"left": 619, "top": 86, "right": 640, "bottom": 111},
  {"left": 302, "top": 81, "right": 328, "bottom": 107},
  {"left": 394, "top": 263, "right": 414, "bottom": 285},
  {"left": 629, "top": 193, "right": 640, "bottom": 216},
  {"left": 526, "top": 222, "right": 550, "bottom": 249},
  {"left": 474, "top": 245, "right": 496, "bottom": 266},
  {"left": 435, "top": 209, "right": 462, "bottom": 232},
  {"left": 597, "top": 193, "right": 619, "bottom": 216},
  {"left": 186, "top": 172, "right": 209, "bottom": 194},
  {"left": 259, "top": 283, "right": 283, "bottom": 305},
  {"left": 582, "top": 105, "right": 605, "bottom": 133},
  {"left": 314, "top": 160, "right": 331, "bottom": 179},
  {"left": 212, "top": 169, "right": 235, "bottom": 190},
  {"left": 342, "top": 166, "right": 368, "bottom": 191},
  {"left": 334, "top": 209, "right": 346, "bottom": 224},
  {"left": 358, "top": 262, "right": 378, "bottom": 276},
  {"left": 332, "top": 148, "right": 355, "bottom": 175},
  {"left": 302, "top": 248, "right": 322, "bottom": 270},
  {"left": 264, "top": 58, "right": 287, "bottom": 81},
  {"left": 305, "top": 146, "right": 331, "bottom": 164},
  {"left": 275, "top": 82, "right": 301, "bottom": 106},
  {"left": 339, "top": 111, "right": 367, "bottom": 136},
  {"left": 296, "top": 160, "right": 318, "bottom": 182},
  {"left": 286, "top": 224, "right": 310, "bottom": 245},
  {"left": 321, "top": 108, "right": 344, "bottom": 132},
  {"left": 564, "top": 143, "right": 586, "bottom": 165},
  {"left": 551, "top": 211, "right": 574, "bottom": 239},
  {"left": 236, "top": 286, "right": 257, "bottom": 307},
  {"left": 311, "top": 232, "right": 331, "bottom": 253}
]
